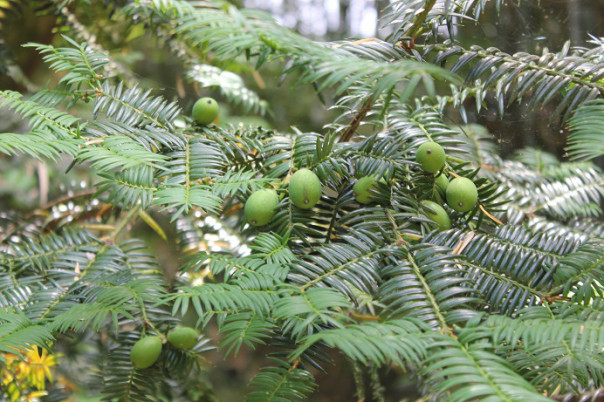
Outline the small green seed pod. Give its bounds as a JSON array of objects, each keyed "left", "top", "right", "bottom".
[
  {"left": 130, "top": 336, "right": 162, "bottom": 369},
  {"left": 245, "top": 189, "right": 279, "bottom": 226},
  {"left": 422, "top": 200, "right": 451, "bottom": 230},
  {"left": 446, "top": 177, "right": 478, "bottom": 213},
  {"left": 353, "top": 176, "right": 378, "bottom": 204},
  {"left": 192, "top": 97, "right": 219, "bottom": 125},
  {"left": 435, "top": 174, "right": 449, "bottom": 196},
  {"left": 416, "top": 142, "right": 446, "bottom": 173},
  {"left": 289, "top": 168, "right": 322, "bottom": 209},
  {"left": 167, "top": 326, "right": 199, "bottom": 350}
]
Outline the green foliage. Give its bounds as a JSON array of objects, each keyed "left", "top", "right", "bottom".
[
  {"left": 381, "top": 0, "right": 504, "bottom": 44},
  {"left": 291, "top": 319, "right": 427, "bottom": 367},
  {"left": 424, "top": 330, "right": 552, "bottom": 402},
  {"left": 0, "top": 0, "right": 603, "bottom": 401},
  {"left": 425, "top": 39, "right": 604, "bottom": 120},
  {"left": 247, "top": 358, "right": 316, "bottom": 401},
  {"left": 567, "top": 99, "right": 604, "bottom": 161},
  {"left": 0, "top": 311, "right": 54, "bottom": 362}
]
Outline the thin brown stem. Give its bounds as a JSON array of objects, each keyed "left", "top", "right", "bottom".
[
  {"left": 479, "top": 204, "right": 504, "bottom": 226},
  {"left": 338, "top": 97, "right": 374, "bottom": 143},
  {"left": 406, "top": 0, "right": 437, "bottom": 39},
  {"left": 398, "top": 0, "right": 438, "bottom": 50}
]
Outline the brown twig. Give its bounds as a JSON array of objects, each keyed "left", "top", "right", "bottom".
[
  {"left": 407, "top": 0, "right": 437, "bottom": 39},
  {"left": 35, "top": 189, "right": 98, "bottom": 211},
  {"left": 397, "top": 0, "right": 438, "bottom": 51},
  {"left": 42, "top": 204, "right": 113, "bottom": 233},
  {"left": 338, "top": 97, "right": 374, "bottom": 143}
]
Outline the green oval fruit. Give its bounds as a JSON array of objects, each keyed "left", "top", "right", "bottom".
[
  {"left": 353, "top": 176, "right": 378, "bottom": 204},
  {"left": 435, "top": 174, "right": 449, "bottom": 196},
  {"left": 192, "top": 97, "right": 219, "bottom": 125},
  {"left": 416, "top": 141, "right": 446, "bottom": 173},
  {"left": 245, "top": 189, "right": 279, "bottom": 226},
  {"left": 167, "top": 326, "right": 199, "bottom": 350},
  {"left": 130, "top": 336, "right": 162, "bottom": 369},
  {"left": 289, "top": 168, "right": 322, "bottom": 209},
  {"left": 446, "top": 177, "right": 478, "bottom": 213},
  {"left": 422, "top": 200, "right": 451, "bottom": 230}
]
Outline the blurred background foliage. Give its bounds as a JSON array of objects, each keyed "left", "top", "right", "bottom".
[{"left": 0, "top": 0, "right": 602, "bottom": 401}]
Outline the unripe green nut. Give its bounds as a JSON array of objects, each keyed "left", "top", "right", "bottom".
[
  {"left": 289, "top": 168, "right": 322, "bottom": 209},
  {"left": 192, "top": 97, "right": 219, "bottom": 125},
  {"left": 353, "top": 176, "right": 378, "bottom": 204},
  {"left": 446, "top": 177, "right": 478, "bottom": 213},
  {"left": 416, "top": 141, "right": 446, "bottom": 173},
  {"left": 245, "top": 189, "right": 279, "bottom": 226},
  {"left": 435, "top": 174, "right": 449, "bottom": 196},
  {"left": 422, "top": 200, "right": 451, "bottom": 230},
  {"left": 167, "top": 326, "right": 199, "bottom": 350},
  {"left": 130, "top": 336, "right": 162, "bottom": 369}
]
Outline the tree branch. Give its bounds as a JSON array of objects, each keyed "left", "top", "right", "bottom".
[{"left": 338, "top": 97, "right": 374, "bottom": 143}]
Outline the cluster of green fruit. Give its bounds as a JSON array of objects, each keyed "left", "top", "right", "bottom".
[
  {"left": 415, "top": 141, "right": 478, "bottom": 230},
  {"left": 130, "top": 326, "right": 199, "bottom": 369},
  {"left": 244, "top": 168, "right": 322, "bottom": 226},
  {"left": 243, "top": 168, "right": 390, "bottom": 227},
  {"left": 242, "top": 141, "right": 479, "bottom": 230},
  {"left": 188, "top": 100, "right": 478, "bottom": 231}
]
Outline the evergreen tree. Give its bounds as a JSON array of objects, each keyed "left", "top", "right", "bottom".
[{"left": 0, "top": 0, "right": 603, "bottom": 400}]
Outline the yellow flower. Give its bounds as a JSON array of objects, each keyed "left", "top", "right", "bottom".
[
  {"left": 24, "top": 347, "right": 56, "bottom": 390},
  {"left": 0, "top": 346, "right": 58, "bottom": 401}
]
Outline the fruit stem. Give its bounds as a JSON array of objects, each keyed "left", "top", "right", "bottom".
[
  {"left": 479, "top": 204, "right": 503, "bottom": 225},
  {"left": 139, "top": 298, "right": 166, "bottom": 342}
]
